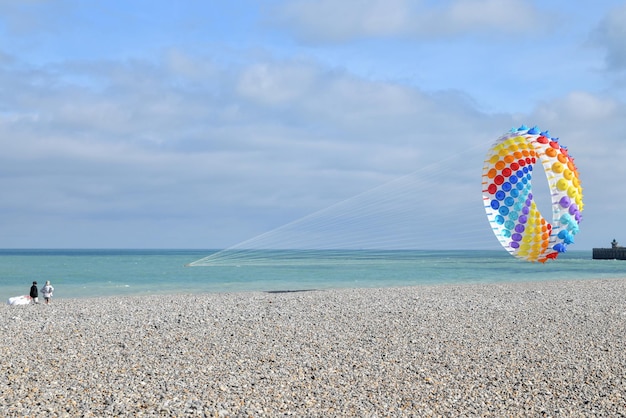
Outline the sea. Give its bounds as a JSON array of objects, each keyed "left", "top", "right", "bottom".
[{"left": 1, "top": 249, "right": 625, "bottom": 301}]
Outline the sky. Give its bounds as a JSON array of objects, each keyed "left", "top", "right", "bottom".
[{"left": 0, "top": 0, "right": 625, "bottom": 250}]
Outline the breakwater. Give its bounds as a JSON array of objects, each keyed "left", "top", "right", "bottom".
[{"left": 592, "top": 247, "right": 626, "bottom": 260}]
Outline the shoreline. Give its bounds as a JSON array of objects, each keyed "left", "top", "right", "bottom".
[
  {"left": 2, "top": 278, "right": 625, "bottom": 415},
  {"left": 7, "top": 274, "right": 626, "bottom": 303}
]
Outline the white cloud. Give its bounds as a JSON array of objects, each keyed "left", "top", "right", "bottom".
[
  {"left": 534, "top": 91, "right": 619, "bottom": 125},
  {"left": 592, "top": 2, "right": 626, "bottom": 72},
  {"left": 442, "top": 0, "right": 540, "bottom": 33},
  {"left": 268, "top": 0, "right": 546, "bottom": 43},
  {"left": 164, "top": 49, "right": 220, "bottom": 82},
  {"left": 237, "top": 61, "right": 319, "bottom": 105},
  {"left": 269, "top": 0, "right": 411, "bottom": 43},
  {"left": 0, "top": 51, "right": 513, "bottom": 247}
]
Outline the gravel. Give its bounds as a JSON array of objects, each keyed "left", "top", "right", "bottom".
[{"left": 1, "top": 279, "right": 625, "bottom": 416}]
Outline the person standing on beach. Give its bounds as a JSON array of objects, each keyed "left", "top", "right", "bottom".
[
  {"left": 41, "top": 281, "right": 54, "bottom": 304},
  {"left": 30, "top": 281, "right": 39, "bottom": 304}
]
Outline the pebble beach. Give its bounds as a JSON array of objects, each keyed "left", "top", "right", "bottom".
[{"left": 2, "top": 278, "right": 625, "bottom": 417}]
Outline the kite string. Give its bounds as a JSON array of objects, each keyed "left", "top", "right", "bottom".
[{"left": 189, "top": 140, "right": 495, "bottom": 266}]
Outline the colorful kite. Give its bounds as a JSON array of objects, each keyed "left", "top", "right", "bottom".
[{"left": 482, "top": 125, "right": 583, "bottom": 262}]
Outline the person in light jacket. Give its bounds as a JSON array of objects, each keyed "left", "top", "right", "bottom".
[{"left": 41, "top": 281, "right": 54, "bottom": 304}]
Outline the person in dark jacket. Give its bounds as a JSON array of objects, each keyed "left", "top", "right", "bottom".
[{"left": 30, "top": 281, "right": 39, "bottom": 304}]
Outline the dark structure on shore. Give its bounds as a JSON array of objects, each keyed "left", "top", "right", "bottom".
[{"left": 592, "top": 239, "right": 626, "bottom": 260}]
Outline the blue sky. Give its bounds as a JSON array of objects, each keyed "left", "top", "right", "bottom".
[{"left": 0, "top": 0, "right": 625, "bottom": 250}]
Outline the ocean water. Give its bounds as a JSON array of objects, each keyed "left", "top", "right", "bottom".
[{"left": 1, "top": 249, "right": 625, "bottom": 301}]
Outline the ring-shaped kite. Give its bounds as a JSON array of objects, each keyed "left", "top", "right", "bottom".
[{"left": 482, "top": 125, "right": 583, "bottom": 263}]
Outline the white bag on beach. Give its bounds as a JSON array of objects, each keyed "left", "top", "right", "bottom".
[{"left": 7, "top": 295, "right": 32, "bottom": 305}]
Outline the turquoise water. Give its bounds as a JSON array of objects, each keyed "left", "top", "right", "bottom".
[{"left": 1, "top": 249, "right": 624, "bottom": 300}]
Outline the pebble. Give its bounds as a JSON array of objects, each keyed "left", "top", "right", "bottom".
[{"left": 1, "top": 278, "right": 625, "bottom": 416}]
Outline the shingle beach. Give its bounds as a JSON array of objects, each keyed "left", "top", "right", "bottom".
[{"left": 2, "top": 279, "right": 625, "bottom": 417}]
